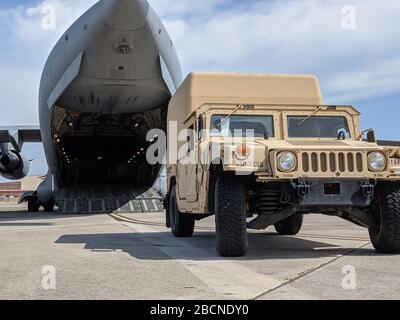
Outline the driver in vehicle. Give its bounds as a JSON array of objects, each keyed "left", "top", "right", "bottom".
[{"left": 308, "top": 121, "right": 324, "bottom": 137}]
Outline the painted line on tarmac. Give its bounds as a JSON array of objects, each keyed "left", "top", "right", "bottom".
[{"left": 111, "top": 215, "right": 287, "bottom": 300}]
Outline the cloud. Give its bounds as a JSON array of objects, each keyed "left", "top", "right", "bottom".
[
  {"left": 0, "top": 1, "right": 97, "bottom": 50},
  {"left": 1, "top": 0, "right": 400, "bottom": 124},
  {"left": 150, "top": 0, "right": 230, "bottom": 19},
  {"left": 152, "top": 0, "right": 400, "bottom": 102},
  {"left": 0, "top": 0, "right": 98, "bottom": 125}
]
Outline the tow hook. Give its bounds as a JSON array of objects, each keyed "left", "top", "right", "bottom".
[
  {"left": 297, "top": 181, "right": 311, "bottom": 197},
  {"left": 360, "top": 182, "right": 375, "bottom": 199}
]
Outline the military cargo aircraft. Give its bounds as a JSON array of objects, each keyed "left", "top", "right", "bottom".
[{"left": 0, "top": 0, "right": 181, "bottom": 212}]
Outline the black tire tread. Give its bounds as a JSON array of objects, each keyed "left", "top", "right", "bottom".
[
  {"left": 28, "top": 198, "right": 40, "bottom": 213},
  {"left": 369, "top": 182, "right": 400, "bottom": 253},
  {"left": 170, "top": 186, "right": 195, "bottom": 237},
  {"left": 215, "top": 172, "right": 248, "bottom": 257},
  {"left": 43, "top": 204, "right": 54, "bottom": 213},
  {"left": 274, "top": 214, "right": 303, "bottom": 236}
]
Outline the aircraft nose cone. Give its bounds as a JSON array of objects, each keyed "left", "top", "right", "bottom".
[{"left": 103, "top": 0, "right": 149, "bottom": 30}]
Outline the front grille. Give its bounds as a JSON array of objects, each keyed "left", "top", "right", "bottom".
[{"left": 301, "top": 151, "right": 365, "bottom": 174}]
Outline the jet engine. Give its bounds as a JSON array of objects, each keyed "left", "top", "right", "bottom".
[{"left": 0, "top": 151, "right": 30, "bottom": 180}]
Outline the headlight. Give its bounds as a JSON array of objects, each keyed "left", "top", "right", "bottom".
[
  {"left": 234, "top": 144, "right": 250, "bottom": 160},
  {"left": 277, "top": 151, "right": 297, "bottom": 172},
  {"left": 368, "top": 152, "right": 386, "bottom": 172}
]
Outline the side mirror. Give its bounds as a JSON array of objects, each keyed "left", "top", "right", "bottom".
[
  {"left": 359, "top": 128, "right": 377, "bottom": 143},
  {"left": 367, "top": 129, "right": 377, "bottom": 143},
  {"left": 337, "top": 131, "right": 346, "bottom": 140},
  {"left": 186, "top": 136, "right": 191, "bottom": 154},
  {"left": 198, "top": 116, "right": 204, "bottom": 141},
  {"left": 187, "top": 134, "right": 195, "bottom": 154}
]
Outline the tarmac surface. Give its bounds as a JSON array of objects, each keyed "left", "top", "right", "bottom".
[{"left": 0, "top": 203, "right": 399, "bottom": 300}]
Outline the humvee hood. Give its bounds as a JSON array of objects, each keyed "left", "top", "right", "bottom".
[
  {"left": 287, "top": 140, "right": 379, "bottom": 148},
  {"left": 252, "top": 139, "right": 381, "bottom": 150}
]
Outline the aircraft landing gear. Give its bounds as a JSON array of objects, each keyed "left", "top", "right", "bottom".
[
  {"left": 43, "top": 202, "right": 55, "bottom": 213},
  {"left": 27, "top": 197, "right": 40, "bottom": 213}
]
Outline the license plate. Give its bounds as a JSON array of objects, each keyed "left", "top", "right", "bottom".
[{"left": 324, "top": 183, "right": 341, "bottom": 195}]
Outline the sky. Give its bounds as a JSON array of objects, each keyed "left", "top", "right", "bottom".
[{"left": 0, "top": 0, "right": 399, "bottom": 178}]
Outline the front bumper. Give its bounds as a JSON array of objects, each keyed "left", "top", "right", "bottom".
[{"left": 293, "top": 179, "right": 375, "bottom": 208}]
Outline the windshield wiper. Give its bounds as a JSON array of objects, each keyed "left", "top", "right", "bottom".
[
  {"left": 296, "top": 106, "right": 323, "bottom": 127},
  {"left": 216, "top": 104, "right": 244, "bottom": 129}
]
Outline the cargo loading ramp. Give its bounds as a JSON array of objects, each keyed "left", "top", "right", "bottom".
[{"left": 56, "top": 185, "right": 164, "bottom": 214}]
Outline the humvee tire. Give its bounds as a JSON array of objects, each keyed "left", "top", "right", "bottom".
[
  {"left": 274, "top": 214, "right": 303, "bottom": 236},
  {"left": 215, "top": 172, "right": 248, "bottom": 257},
  {"left": 169, "top": 185, "right": 195, "bottom": 237},
  {"left": 28, "top": 197, "right": 40, "bottom": 213},
  {"left": 43, "top": 202, "right": 55, "bottom": 213},
  {"left": 369, "top": 182, "right": 400, "bottom": 253}
]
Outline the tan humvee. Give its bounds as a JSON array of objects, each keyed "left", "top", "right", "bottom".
[{"left": 166, "top": 72, "right": 400, "bottom": 257}]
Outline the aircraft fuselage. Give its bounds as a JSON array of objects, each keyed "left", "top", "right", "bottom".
[{"left": 37, "top": 0, "right": 182, "bottom": 203}]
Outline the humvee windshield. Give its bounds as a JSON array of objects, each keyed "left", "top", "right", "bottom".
[
  {"left": 210, "top": 115, "right": 274, "bottom": 138},
  {"left": 287, "top": 116, "right": 350, "bottom": 138}
]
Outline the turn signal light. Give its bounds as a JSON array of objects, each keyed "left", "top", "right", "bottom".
[{"left": 235, "top": 144, "right": 250, "bottom": 160}]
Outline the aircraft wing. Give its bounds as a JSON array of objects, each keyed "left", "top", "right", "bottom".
[{"left": 0, "top": 126, "right": 42, "bottom": 152}]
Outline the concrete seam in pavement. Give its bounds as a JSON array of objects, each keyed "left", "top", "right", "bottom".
[
  {"left": 0, "top": 222, "right": 115, "bottom": 233},
  {"left": 253, "top": 241, "right": 371, "bottom": 300},
  {"left": 111, "top": 213, "right": 373, "bottom": 300}
]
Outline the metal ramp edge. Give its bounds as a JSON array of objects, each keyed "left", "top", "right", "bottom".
[{"left": 55, "top": 186, "right": 164, "bottom": 214}]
